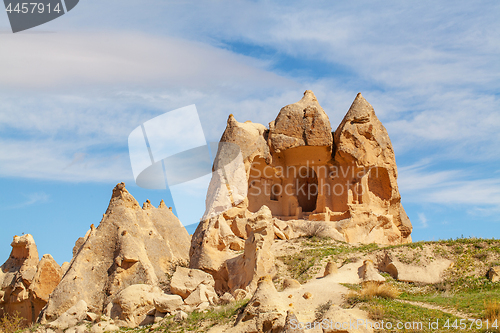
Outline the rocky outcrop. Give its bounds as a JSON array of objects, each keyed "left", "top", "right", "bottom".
[
  {"left": 39, "top": 183, "right": 191, "bottom": 323},
  {"left": 190, "top": 91, "right": 412, "bottom": 292},
  {"left": 0, "top": 234, "right": 62, "bottom": 324},
  {"left": 331, "top": 93, "right": 412, "bottom": 244}
]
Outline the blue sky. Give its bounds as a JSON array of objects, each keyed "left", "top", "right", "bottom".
[{"left": 0, "top": 0, "right": 499, "bottom": 265}]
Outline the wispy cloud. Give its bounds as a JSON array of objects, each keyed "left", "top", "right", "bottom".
[
  {"left": 399, "top": 160, "right": 500, "bottom": 210},
  {"left": 1, "top": 192, "right": 49, "bottom": 210},
  {"left": 418, "top": 213, "right": 429, "bottom": 229},
  {"left": 0, "top": 32, "right": 291, "bottom": 91}
]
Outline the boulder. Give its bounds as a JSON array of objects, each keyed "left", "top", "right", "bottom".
[
  {"left": 487, "top": 266, "right": 500, "bottom": 282},
  {"left": 232, "top": 289, "right": 249, "bottom": 301},
  {"left": 0, "top": 235, "right": 62, "bottom": 324},
  {"left": 108, "top": 284, "right": 162, "bottom": 328},
  {"left": 360, "top": 260, "right": 385, "bottom": 283},
  {"left": 324, "top": 261, "right": 338, "bottom": 277},
  {"left": 173, "top": 310, "right": 188, "bottom": 322},
  {"left": 282, "top": 279, "right": 301, "bottom": 290},
  {"left": 219, "top": 292, "right": 235, "bottom": 305},
  {"left": 47, "top": 300, "right": 87, "bottom": 330},
  {"left": 170, "top": 266, "right": 215, "bottom": 299},
  {"left": 183, "top": 284, "right": 218, "bottom": 307},
  {"left": 233, "top": 276, "right": 287, "bottom": 332},
  {"left": 153, "top": 294, "right": 184, "bottom": 314},
  {"left": 39, "top": 183, "right": 191, "bottom": 322}
]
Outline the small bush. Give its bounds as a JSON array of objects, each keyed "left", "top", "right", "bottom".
[{"left": 0, "top": 312, "right": 24, "bottom": 333}]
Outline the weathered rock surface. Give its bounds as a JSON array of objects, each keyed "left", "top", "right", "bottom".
[
  {"left": 227, "top": 211, "right": 276, "bottom": 293},
  {"left": 39, "top": 183, "right": 191, "bottom": 322},
  {"left": 183, "top": 283, "right": 218, "bottom": 307},
  {"left": 0, "top": 234, "right": 62, "bottom": 324},
  {"left": 153, "top": 294, "right": 184, "bottom": 314},
  {"left": 233, "top": 276, "right": 287, "bottom": 333},
  {"left": 282, "top": 278, "right": 301, "bottom": 290},
  {"left": 190, "top": 206, "right": 274, "bottom": 292},
  {"left": 47, "top": 300, "right": 87, "bottom": 330},
  {"left": 90, "top": 321, "right": 120, "bottom": 333},
  {"left": 170, "top": 266, "right": 215, "bottom": 299},
  {"left": 269, "top": 90, "right": 333, "bottom": 153},
  {"left": 108, "top": 284, "right": 162, "bottom": 328},
  {"left": 231, "top": 272, "right": 359, "bottom": 333},
  {"left": 331, "top": 93, "right": 412, "bottom": 244},
  {"left": 323, "top": 261, "right": 338, "bottom": 277}
]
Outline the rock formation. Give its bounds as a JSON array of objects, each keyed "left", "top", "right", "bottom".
[
  {"left": 226, "top": 213, "right": 276, "bottom": 293},
  {"left": 233, "top": 276, "right": 287, "bottom": 332},
  {"left": 360, "top": 260, "right": 385, "bottom": 283},
  {"left": 191, "top": 90, "right": 412, "bottom": 293},
  {"left": 0, "top": 234, "right": 62, "bottom": 324},
  {"left": 39, "top": 182, "right": 191, "bottom": 322}
]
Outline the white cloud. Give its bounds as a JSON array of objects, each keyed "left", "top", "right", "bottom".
[
  {"left": 418, "top": 213, "right": 429, "bottom": 229},
  {"left": 0, "top": 138, "right": 132, "bottom": 182},
  {"left": 1, "top": 192, "right": 49, "bottom": 210},
  {"left": 0, "top": 32, "right": 294, "bottom": 91},
  {"left": 399, "top": 160, "right": 500, "bottom": 209}
]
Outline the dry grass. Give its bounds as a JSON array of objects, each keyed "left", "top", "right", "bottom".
[
  {"left": 346, "top": 282, "right": 401, "bottom": 306},
  {"left": 485, "top": 300, "right": 500, "bottom": 332},
  {"left": 0, "top": 312, "right": 24, "bottom": 333},
  {"left": 360, "top": 282, "right": 401, "bottom": 299}
]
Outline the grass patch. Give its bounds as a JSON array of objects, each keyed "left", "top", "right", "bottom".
[
  {"left": 485, "top": 300, "right": 500, "bottom": 332},
  {"left": 279, "top": 240, "right": 379, "bottom": 283},
  {"left": 151, "top": 299, "right": 249, "bottom": 332},
  {"left": 365, "top": 298, "right": 480, "bottom": 333}
]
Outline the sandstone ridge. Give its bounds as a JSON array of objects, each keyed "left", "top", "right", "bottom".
[{"left": 39, "top": 182, "right": 191, "bottom": 322}]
